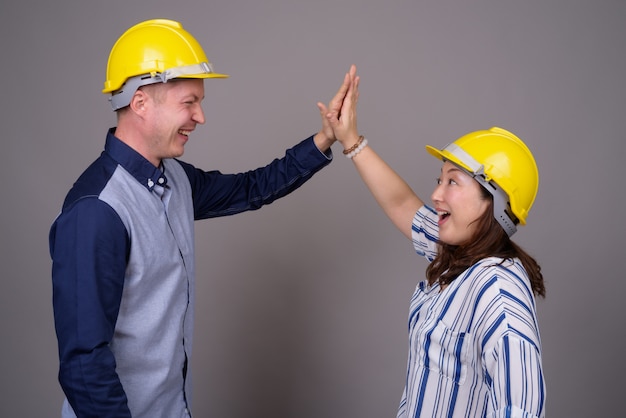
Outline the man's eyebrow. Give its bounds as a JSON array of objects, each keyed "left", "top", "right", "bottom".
[{"left": 183, "top": 94, "right": 203, "bottom": 102}]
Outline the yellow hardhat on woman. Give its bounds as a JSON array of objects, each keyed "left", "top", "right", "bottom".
[
  {"left": 426, "top": 127, "right": 539, "bottom": 237},
  {"left": 102, "top": 19, "right": 228, "bottom": 110}
]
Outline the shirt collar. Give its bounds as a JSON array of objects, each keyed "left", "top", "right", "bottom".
[{"left": 104, "top": 127, "right": 169, "bottom": 191}]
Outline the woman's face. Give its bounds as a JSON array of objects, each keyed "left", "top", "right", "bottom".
[{"left": 431, "top": 161, "right": 490, "bottom": 246}]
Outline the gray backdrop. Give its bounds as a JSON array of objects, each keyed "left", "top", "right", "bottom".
[{"left": 1, "top": 0, "right": 624, "bottom": 417}]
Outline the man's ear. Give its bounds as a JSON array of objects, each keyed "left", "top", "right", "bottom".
[{"left": 129, "top": 89, "right": 149, "bottom": 114}]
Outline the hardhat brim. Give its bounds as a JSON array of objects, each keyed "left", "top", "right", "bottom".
[{"left": 425, "top": 144, "right": 474, "bottom": 174}]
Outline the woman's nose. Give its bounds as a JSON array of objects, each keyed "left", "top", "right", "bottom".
[{"left": 431, "top": 184, "right": 443, "bottom": 203}]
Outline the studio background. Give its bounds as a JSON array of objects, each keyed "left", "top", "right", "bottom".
[{"left": 1, "top": 0, "right": 624, "bottom": 417}]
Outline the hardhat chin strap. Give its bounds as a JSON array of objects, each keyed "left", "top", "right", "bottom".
[{"left": 471, "top": 175, "right": 518, "bottom": 237}]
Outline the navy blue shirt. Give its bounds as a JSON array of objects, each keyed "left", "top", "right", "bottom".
[{"left": 50, "top": 128, "right": 332, "bottom": 417}]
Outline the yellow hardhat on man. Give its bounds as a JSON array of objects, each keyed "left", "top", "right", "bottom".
[
  {"left": 426, "top": 127, "right": 539, "bottom": 237},
  {"left": 103, "top": 19, "right": 228, "bottom": 110}
]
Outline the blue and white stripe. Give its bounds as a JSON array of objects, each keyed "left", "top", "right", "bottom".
[{"left": 398, "top": 206, "right": 545, "bottom": 418}]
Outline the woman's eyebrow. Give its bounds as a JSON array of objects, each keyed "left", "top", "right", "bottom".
[{"left": 443, "top": 166, "right": 464, "bottom": 175}]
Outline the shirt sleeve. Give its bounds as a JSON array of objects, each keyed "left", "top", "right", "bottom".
[
  {"left": 477, "top": 265, "right": 546, "bottom": 418},
  {"left": 50, "top": 197, "right": 132, "bottom": 417},
  {"left": 411, "top": 205, "right": 439, "bottom": 262},
  {"left": 178, "top": 135, "right": 333, "bottom": 219},
  {"left": 484, "top": 335, "right": 546, "bottom": 418}
]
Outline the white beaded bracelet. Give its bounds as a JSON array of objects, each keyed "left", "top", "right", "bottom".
[{"left": 345, "top": 138, "right": 368, "bottom": 159}]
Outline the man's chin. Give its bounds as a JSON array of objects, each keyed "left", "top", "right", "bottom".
[{"left": 169, "top": 147, "right": 185, "bottom": 159}]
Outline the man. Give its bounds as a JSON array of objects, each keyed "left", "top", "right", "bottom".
[{"left": 50, "top": 18, "right": 353, "bottom": 417}]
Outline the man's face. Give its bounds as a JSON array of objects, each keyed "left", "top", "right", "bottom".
[{"left": 143, "top": 79, "right": 206, "bottom": 164}]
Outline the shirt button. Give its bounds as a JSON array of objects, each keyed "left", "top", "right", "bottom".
[
  {"left": 147, "top": 179, "right": 154, "bottom": 187},
  {"left": 158, "top": 178, "right": 165, "bottom": 184}
]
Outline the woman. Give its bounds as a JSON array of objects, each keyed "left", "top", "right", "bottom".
[{"left": 321, "top": 67, "right": 546, "bottom": 417}]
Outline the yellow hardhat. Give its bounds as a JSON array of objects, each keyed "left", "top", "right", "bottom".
[
  {"left": 426, "top": 127, "right": 539, "bottom": 237},
  {"left": 102, "top": 19, "right": 228, "bottom": 110}
]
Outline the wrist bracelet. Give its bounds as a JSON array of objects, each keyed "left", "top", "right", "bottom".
[
  {"left": 345, "top": 137, "right": 368, "bottom": 159},
  {"left": 342, "top": 135, "right": 364, "bottom": 155}
]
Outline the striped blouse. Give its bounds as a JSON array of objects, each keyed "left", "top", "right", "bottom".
[{"left": 397, "top": 205, "right": 546, "bottom": 418}]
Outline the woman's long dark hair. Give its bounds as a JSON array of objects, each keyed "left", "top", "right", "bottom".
[{"left": 426, "top": 185, "right": 545, "bottom": 297}]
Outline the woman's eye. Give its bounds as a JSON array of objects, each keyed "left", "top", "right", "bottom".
[{"left": 436, "top": 178, "right": 457, "bottom": 185}]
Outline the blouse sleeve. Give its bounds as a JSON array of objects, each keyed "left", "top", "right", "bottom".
[
  {"left": 483, "top": 334, "right": 546, "bottom": 417},
  {"left": 478, "top": 263, "right": 546, "bottom": 418},
  {"left": 411, "top": 205, "right": 439, "bottom": 262}
]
